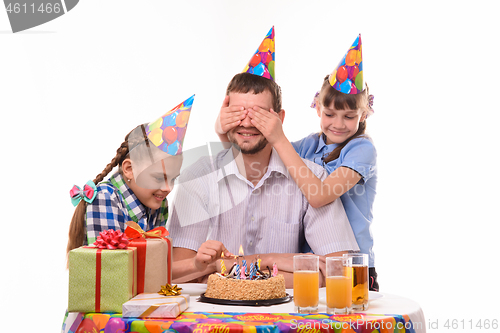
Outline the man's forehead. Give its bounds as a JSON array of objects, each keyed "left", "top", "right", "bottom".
[{"left": 228, "top": 90, "right": 273, "bottom": 108}]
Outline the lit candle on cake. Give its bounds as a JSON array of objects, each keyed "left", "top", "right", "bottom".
[{"left": 239, "top": 245, "right": 246, "bottom": 278}]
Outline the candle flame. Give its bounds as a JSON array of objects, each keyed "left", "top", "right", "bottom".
[
  {"left": 239, "top": 245, "right": 244, "bottom": 256},
  {"left": 221, "top": 252, "right": 224, "bottom": 258}
]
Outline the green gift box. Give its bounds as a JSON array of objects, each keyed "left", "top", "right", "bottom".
[{"left": 68, "top": 246, "right": 137, "bottom": 313}]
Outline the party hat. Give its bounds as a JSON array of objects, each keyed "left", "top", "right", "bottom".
[
  {"left": 242, "top": 26, "right": 275, "bottom": 81},
  {"left": 145, "top": 94, "right": 195, "bottom": 156},
  {"left": 329, "top": 34, "right": 364, "bottom": 94}
]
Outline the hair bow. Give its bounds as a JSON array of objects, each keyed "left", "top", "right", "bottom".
[
  {"left": 310, "top": 91, "right": 320, "bottom": 109},
  {"left": 70, "top": 180, "right": 97, "bottom": 206},
  {"left": 368, "top": 94, "right": 375, "bottom": 112}
]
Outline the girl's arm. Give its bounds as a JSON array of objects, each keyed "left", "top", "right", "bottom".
[{"left": 248, "top": 107, "right": 361, "bottom": 208}]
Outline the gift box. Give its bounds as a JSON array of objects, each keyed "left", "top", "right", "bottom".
[
  {"left": 68, "top": 246, "right": 137, "bottom": 313},
  {"left": 122, "top": 293, "right": 190, "bottom": 318},
  {"left": 125, "top": 221, "right": 173, "bottom": 293}
]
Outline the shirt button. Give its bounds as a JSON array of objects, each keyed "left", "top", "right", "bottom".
[{"left": 251, "top": 216, "right": 255, "bottom": 221}]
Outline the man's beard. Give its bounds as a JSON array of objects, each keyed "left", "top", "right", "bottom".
[{"left": 227, "top": 131, "right": 268, "bottom": 155}]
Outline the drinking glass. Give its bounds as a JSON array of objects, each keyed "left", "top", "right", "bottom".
[
  {"left": 293, "top": 255, "right": 319, "bottom": 313},
  {"left": 326, "top": 256, "right": 352, "bottom": 314},
  {"left": 343, "top": 253, "right": 369, "bottom": 311}
]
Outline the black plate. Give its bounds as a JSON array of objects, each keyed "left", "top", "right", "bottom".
[{"left": 198, "top": 293, "right": 293, "bottom": 306}]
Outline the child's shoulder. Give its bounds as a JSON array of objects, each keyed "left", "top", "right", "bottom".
[
  {"left": 344, "top": 135, "right": 376, "bottom": 152},
  {"left": 94, "top": 179, "right": 120, "bottom": 198},
  {"left": 339, "top": 135, "right": 377, "bottom": 164},
  {"left": 291, "top": 132, "right": 320, "bottom": 152}
]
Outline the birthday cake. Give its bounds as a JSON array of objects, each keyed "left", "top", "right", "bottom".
[{"left": 204, "top": 262, "right": 286, "bottom": 301}]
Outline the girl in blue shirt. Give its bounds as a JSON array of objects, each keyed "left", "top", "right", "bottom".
[{"left": 216, "top": 35, "right": 379, "bottom": 290}]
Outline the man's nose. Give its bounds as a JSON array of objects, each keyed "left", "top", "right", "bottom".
[{"left": 240, "top": 113, "right": 253, "bottom": 127}]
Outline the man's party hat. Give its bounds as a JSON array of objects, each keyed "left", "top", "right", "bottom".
[{"left": 242, "top": 26, "right": 275, "bottom": 81}]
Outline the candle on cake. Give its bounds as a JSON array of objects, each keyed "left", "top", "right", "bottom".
[
  {"left": 249, "top": 262, "right": 256, "bottom": 279},
  {"left": 220, "top": 252, "right": 227, "bottom": 275},
  {"left": 235, "top": 264, "right": 240, "bottom": 279},
  {"left": 272, "top": 262, "right": 278, "bottom": 277}
]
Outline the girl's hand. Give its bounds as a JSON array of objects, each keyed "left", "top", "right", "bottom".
[
  {"left": 194, "top": 240, "right": 233, "bottom": 271},
  {"left": 215, "top": 95, "right": 247, "bottom": 135},
  {"left": 248, "top": 107, "right": 285, "bottom": 146}
]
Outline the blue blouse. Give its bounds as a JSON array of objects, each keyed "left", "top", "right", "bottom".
[{"left": 292, "top": 133, "right": 377, "bottom": 267}]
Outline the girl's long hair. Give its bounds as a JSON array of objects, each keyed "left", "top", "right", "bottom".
[
  {"left": 66, "top": 125, "right": 144, "bottom": 254},
  {"left": 318, "top": 75, "right": 370, "bottom": 164}
]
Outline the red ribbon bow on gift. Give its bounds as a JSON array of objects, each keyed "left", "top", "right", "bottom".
[
  {"left": 93, "top": 229, "right": 129, "bottom": 249},
  {"left": 124, "top": 221, "right": 169, "bottom": 240}
]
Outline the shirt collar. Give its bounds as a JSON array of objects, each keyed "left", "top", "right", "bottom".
[
  {"left": 110, "top": 172, "right": 148, "bottom": 222},
  {"left": 315, "top": 133, "right": 338, "bottom": 155},
  {"left": 216, "top": 148, "right": 289, "bottom": 183}
]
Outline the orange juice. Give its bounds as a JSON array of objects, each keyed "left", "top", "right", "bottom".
[
  {"left": 293, "top": 270, "right": 319, "bottom": 307},
  {"left": 326, "top": 276, "right": 352, "bottom": 309}
]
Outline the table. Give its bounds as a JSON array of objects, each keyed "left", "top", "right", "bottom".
[{"left": 63, "top": 285, "right": 426, "bottom": 333}]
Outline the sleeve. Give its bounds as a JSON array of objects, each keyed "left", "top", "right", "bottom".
[
  {"left": 291, "top": 137, "right": 305, "bottom": 154},
  {"left": 291, "top": 133, "right": 318, "bottom": 156},
  {"left": 166, "top": 168, "right": 212, "bottom": 252},
  {"left": 302, "top": 161, "right": 360, "bottom": 255},
  {"left": 333, "top": 137, "right": 377, "bottom": 185},
  {"left": 85, "top": 185, "right": 127, "bottom": 245}
]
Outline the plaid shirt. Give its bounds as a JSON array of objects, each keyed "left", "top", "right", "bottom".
[{"left": 85, "top": 172, "right": 168, "bottom": 245}]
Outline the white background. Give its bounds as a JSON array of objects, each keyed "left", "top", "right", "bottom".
[{"left": 1, "top": 1, "right": 499, "bottom": 331}]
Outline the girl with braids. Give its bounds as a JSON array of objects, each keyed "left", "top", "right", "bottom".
[
  {"left": 66, "top": 124, "right": 173, "bottom": 252},
  {"left": 216, "top": 35, "right": 379, "bottom": 291},
  {"left": 68, "top": 97, "right": 232, "bottom": 280}
]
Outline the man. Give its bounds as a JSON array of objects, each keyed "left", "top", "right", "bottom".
[{"left": 168, "top": 73, "right": 359, "bottom": 287}]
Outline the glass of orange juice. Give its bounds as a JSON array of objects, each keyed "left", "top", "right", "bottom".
[
  {"left": 293, "top": 255, "right": 319, "bottom": 313},
  {"left": 326, "top": 256, "right": 352, "bottom": 314},
  {"left": 344, "top": 253, "right": 369, "bottom": 311}
]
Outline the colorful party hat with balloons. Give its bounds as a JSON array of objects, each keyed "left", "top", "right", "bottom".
[
  {"left": 329, "top": 34, "right": 364, "bottom": 95},
  {"left": 242, "top": 26, "right": 275, "bottom": 81},
  {"left": 145, "top": 94, "right": 195, "bottom": 156}
]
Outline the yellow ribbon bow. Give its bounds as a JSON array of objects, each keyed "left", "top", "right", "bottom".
[{"left": 158, "top": 284, "right": 182, "bottom": 296}]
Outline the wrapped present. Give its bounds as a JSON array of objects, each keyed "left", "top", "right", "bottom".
[
  {"left": 68, "top": 230, "right": 137, "bottom": 313},
  {"left": 122, "top": 292, "right": 190, "bottom": 318},
  {"left": 125, "top": 221, "right": 173, "bottom": 293}
]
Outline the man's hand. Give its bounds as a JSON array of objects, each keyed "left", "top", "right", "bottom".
[{"left": 194, "top": 240, "right": 233, "bottom": 271}]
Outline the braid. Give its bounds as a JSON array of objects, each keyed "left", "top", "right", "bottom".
[{"left": 93, "top": 140, "right": 129, "bottom": 184}]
